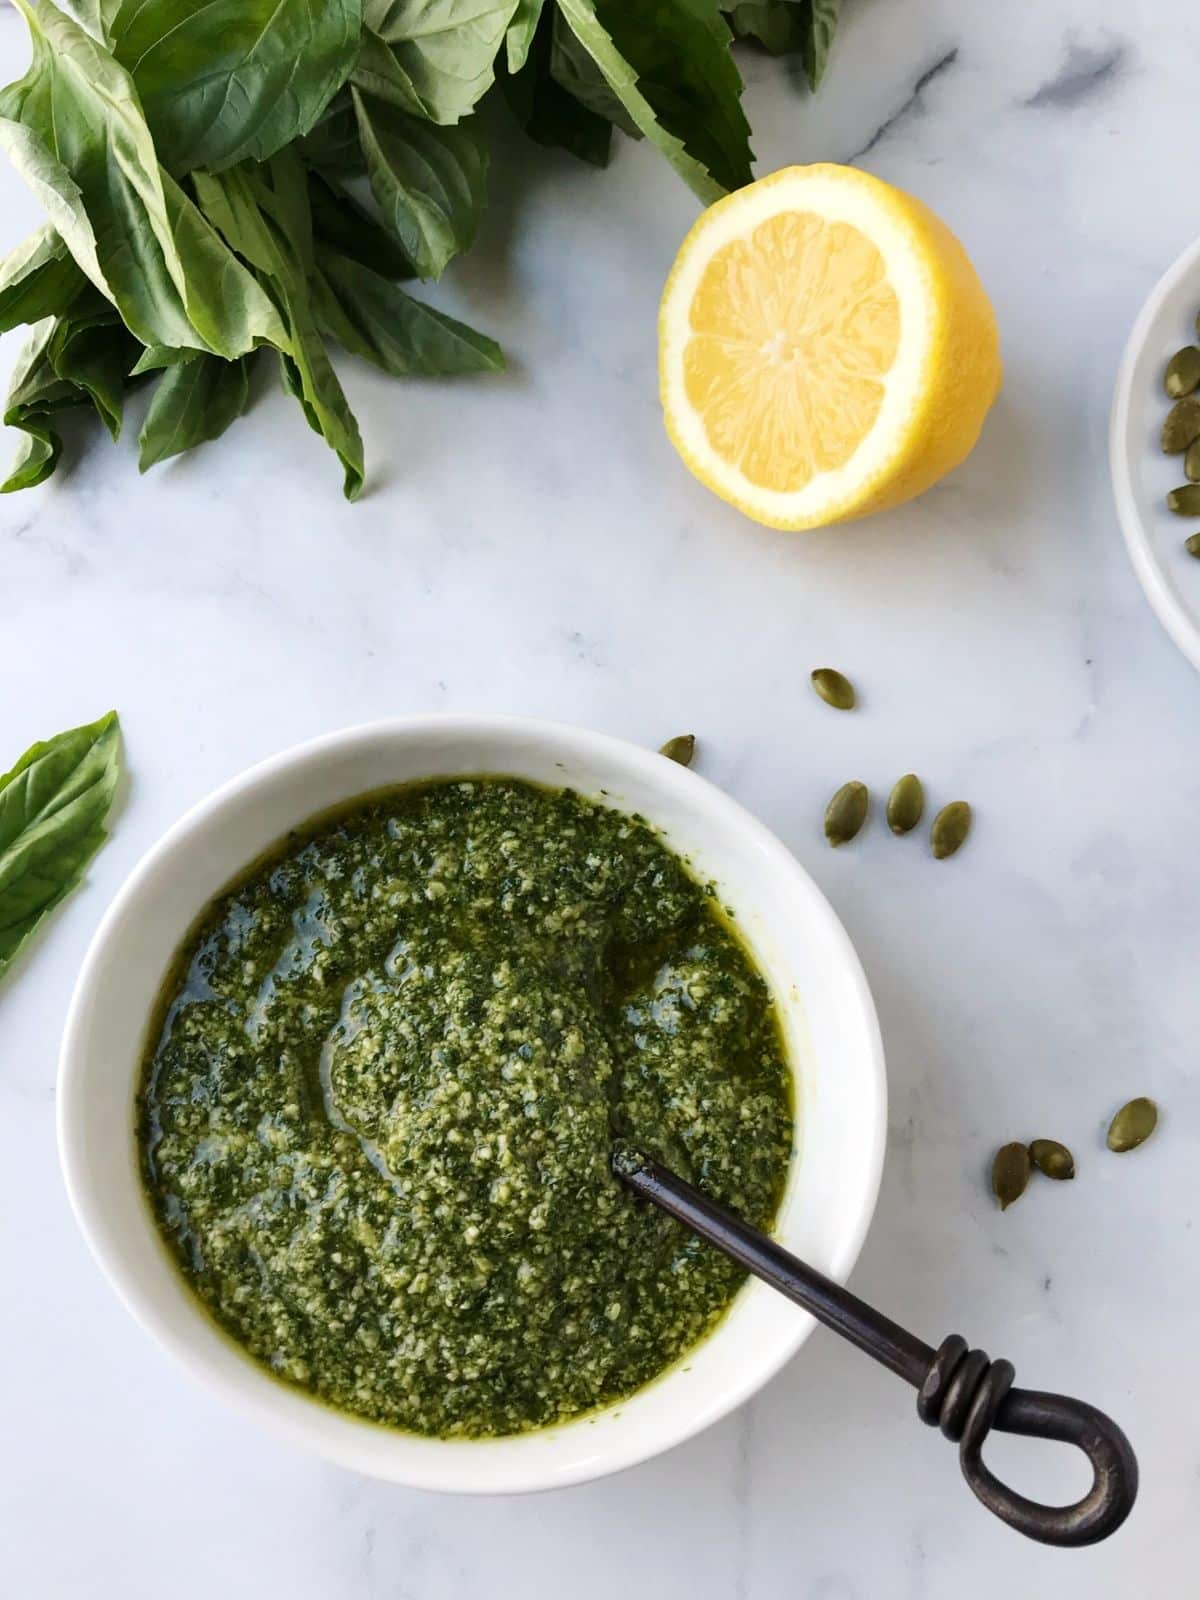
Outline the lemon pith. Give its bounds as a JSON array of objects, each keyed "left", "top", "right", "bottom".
[{"left": 659, "top": 164, "right": 1003, "bottom": 531}]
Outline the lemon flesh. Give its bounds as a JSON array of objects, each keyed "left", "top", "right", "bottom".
[{"left": 659, "top": 164, "right": 1002, "bottom": 531}]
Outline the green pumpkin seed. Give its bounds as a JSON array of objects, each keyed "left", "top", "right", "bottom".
[
  {"left": 1162, "top": 397, "right": 1200, "bottom": 453},
  {"left": 992, "top": 1143, "right": 1031, "bottom": 1210},
  {"left": 886, "top": 773, "right": 925, "bottom": 835},
  {"left": 1165, "top": 346, "right": 1200, "bottom": 399},
  {"left": 659, "top": 734, "right": 695, "bottom": 767},
  {"left": 811, "top": 667, "right": 856, "bottom": 711},
  {"left": 931, "top": 800, "right": 971, "bottom": 859},
  {"left": 1106, "top": 1096, "right": 1158, "bottom": 1152},
  {"left": 1186, "top": 439, "right": 1200, "bottom": 483},
  {"left": 1167, "top": 484, "right": 1200, "bottom": 516},
  {"left": 1028, "top": 1139, "right": 1075, "bottom": 1180},
  {"left": 824, "top": 781, "right": 868, "bottom": 847},
  {"left": 1186, "top": 532, "right": 1200, "bottom": 559}
]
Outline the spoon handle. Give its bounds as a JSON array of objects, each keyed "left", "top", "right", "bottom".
[{"left": 616, "top": 1152, "right": 1137, "bottom": 1547}]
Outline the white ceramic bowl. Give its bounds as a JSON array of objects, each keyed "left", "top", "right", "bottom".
[
  {"left": 1111, "top": 232, "right": 1200, "bottom": 672},
  {"left": 59, "top": 716, "right": 886, "bottom": 1492}
]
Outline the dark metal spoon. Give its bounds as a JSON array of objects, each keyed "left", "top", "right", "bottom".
[{"left": 614, "top": 1149, "right": 1137, "bottom": 1547}]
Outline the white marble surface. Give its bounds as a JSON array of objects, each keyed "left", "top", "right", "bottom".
[{"left": 1, "top": 1, "right": 1196, "bottom": 1593}]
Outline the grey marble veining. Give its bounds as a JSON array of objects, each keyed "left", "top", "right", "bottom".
[{"left": 1, "top": 0, "right": 1196, "bottom": 1594}]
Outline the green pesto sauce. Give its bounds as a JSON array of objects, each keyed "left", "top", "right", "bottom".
[{"left": 138, "top": 778, "right": 794, "bottom": 1439}]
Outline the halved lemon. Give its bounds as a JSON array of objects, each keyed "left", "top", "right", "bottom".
[{"left": 659, "top": 164, "right": 1002, "bottom": 530}]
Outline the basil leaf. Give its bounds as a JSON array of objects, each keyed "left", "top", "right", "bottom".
[
  {"left": 506, "top": 0, "right": 545, "bottom": 73},
  {"left": 362, "top": 0, "right": 519, "bottom": 123},
  {"left": 196, "top": 164, "right": 365, "bottom": 500},
  {"left": 0, "top": 1, "right": 287, "bottom": 357},
  {"left": 1, "top": 316, "right": 89, "bottom": 492},
  {"left": 191, "top": 169, "right": 279, "bottom": 277},
  {"left": 48, "top": 293, "right": 140, "bottom": 440},
  {"left": 1, "top": 295, "right": 139, "bottom": 487},
  {"left": 725, "top": 1, "right": 809, "bottom": 56},
  {"left": 130, "top": 345, "right": 200, "bottom": 375},
  {"left": 313, "top": 248, "right": 503, "bottom": 376},
  {"left": 108, "top": 0, "right": 362, "bottom": 175},
  {"left": 0, "top": 710, "right": 122, "bottom": 981},
  {"left": 55, "top": 1, "right": 121, "bottom": 41},
  {"left": 245, "top": 149, "right": 316, "bottom": 271},
  {"left": 499, "top": 8, "right": 612, "bottom": 167},
  {"left": 550, "top": 11, "right": 638, "bottom": 137},
  {"left": 309, "top": 172, "right": 417, "bottom": 281},
  {"left": 801, "top": 0, "right": 839, "bottom": 90},
  {"left": 277, "top": 333, "right": 365, "bottom": 502},
  {"left": 352, "top": 26, "right": 429, "bottom": 119},
  {"left": 555, "top": 0, "right": 752, "bottom": 201},
  {"left": 353, "top": 89, "right": 487, "bottom": 281},
  {"left": 298, "top": 90, "right": 365, "bottom": 176},
  {"left": 0, "top": 225, "right": 88, "bottom": 333},
  {"left": 139, "top": 353, "right": 255, "bottom": 470}
]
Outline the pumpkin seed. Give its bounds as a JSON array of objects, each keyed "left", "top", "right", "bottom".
[
  {"left": 1167, "top": 484, "right": 1200, "bottom": 516},
  {"left": 1106, "top": 1096, "right": 1158, "bottom": 1153},
  {"left": 1028, "top": 1139, "right": 1075, "bottom": 1180},
  {"left": 1162, "top": 397, "right": 1200, "bottom": 453},
  {"left": 992, "top": 1143, "right": 1031, "bottom": 1210},
  {"left": 931, "top": 800, "right": 971, "bottom": 859},
  {"left": 1165, "top": 346, "right": 1200, "bottom": 399},
  {"left": 824, "top": 781, "right": 868, "bottom": 846},
  {"left": 886, "top": 773, "right": 925, "bottom": 835},
  {"left": 811, "top": 667, "right": 856, "bottom": 711},
  {"left": 1186, "top": 439, "right": 1200, "bottom": 483},
  {"left": 1186, "top": 532, "right": 1200, "bottom": 559},
  {"left": 659, "top": 734, "right": 695, "bottom": 766}
]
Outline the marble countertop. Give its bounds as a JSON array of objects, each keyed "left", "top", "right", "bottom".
[{"left": 1, "top": 2, "right": 1195, "bottom": 1594}]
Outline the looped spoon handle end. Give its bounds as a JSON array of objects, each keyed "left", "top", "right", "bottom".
[
  {"left": 616, "top": 1151, "right": 1138, "bottom": 1547},
  {"left": 918, "top": 1334, "right": 1138, "bottom": 1546}
]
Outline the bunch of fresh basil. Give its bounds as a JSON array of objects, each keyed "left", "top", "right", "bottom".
[{"left": 0, "top": 0, "right": 839, "bottom": 499}]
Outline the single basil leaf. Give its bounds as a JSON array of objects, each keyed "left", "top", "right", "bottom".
[
  {"left": 313, "top": 248, "right": 503, "bottom": 376},
  {"left": 498, "top": 7, "right": 612, "bottom": 166},
  {"left": 362, "top": 0, "right": 519, "bottom": 123},
  {"left": 196, "top": 166, "right": 364, "bottom": 499},
  {"left": 297, "top": 89, "right": 365, "bottom": 175},
  {"left": 0, "top": 225, "right": 88, "bottom": 333},
  {"left": 2, "top": 426, "right": 60, "bottom": 492},
  {"left": 352, "top": 26, "right": 428, "bottom": 119},
  {"left": 801, "top": 0, "right": 839, "bottom": 89},
  {"left": 243, "top": 149, "right": 316, "bottom": 271},
  {"left": 139, "top": 353, "right": 254, "bottom": 470},
  {"left": 506, "top": 0, "right": 545, "bottom": 73},
  {"left": 48, "top": 294, "right": 140, "bottom": 440},
  {"left": 353, "top": 89, "right": 487, "bottom": 280},
  {"left": 309, "top": 172, "right": 417, "bottom": 280},
  {"left": 277, "top": 329, "right": 364, "bottom": 501},
  {"left": 1, "top": 316, "right": 87, "bottom": 492},
  {"left": 108, "top": 0, "right": 362, "bottom": 174},
  {"left": 555, "top": 0, "right": 752, "bottom": 201},
  {"left": 550, "top": 11, "right": 638, "bottom": 137},
  {"left": 192, "top": 169, "right": 279, "bottom": 276},
  {"left": 130, "top": 345, "right": 200, "bottom": 375},
  {"left": 55, "top": 1, "right": 122, "bottom": 41},
  {"left": 0, "top": 710, "right": 122, "bottom": 980},
  {"left": 725, "top": 0, "right": 808, "bottom": 56},
  {"left": 0, "top": 1, "right": 287, "bottom": 356}
]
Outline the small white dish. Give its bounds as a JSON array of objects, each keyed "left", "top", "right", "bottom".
[
  {"left": 58, "top": 715, "right": 886, "bottom": 1492},
  {"left": 1111, "top": 232, "right": 1200, "bottom": 672}
]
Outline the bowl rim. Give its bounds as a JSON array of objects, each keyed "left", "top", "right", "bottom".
[
  {"left": 1110, "top": 230, "right": 1200, "bottom": 675},
  {"left": 57, "top": 713, "right": 887, "bottom": 1491}
]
